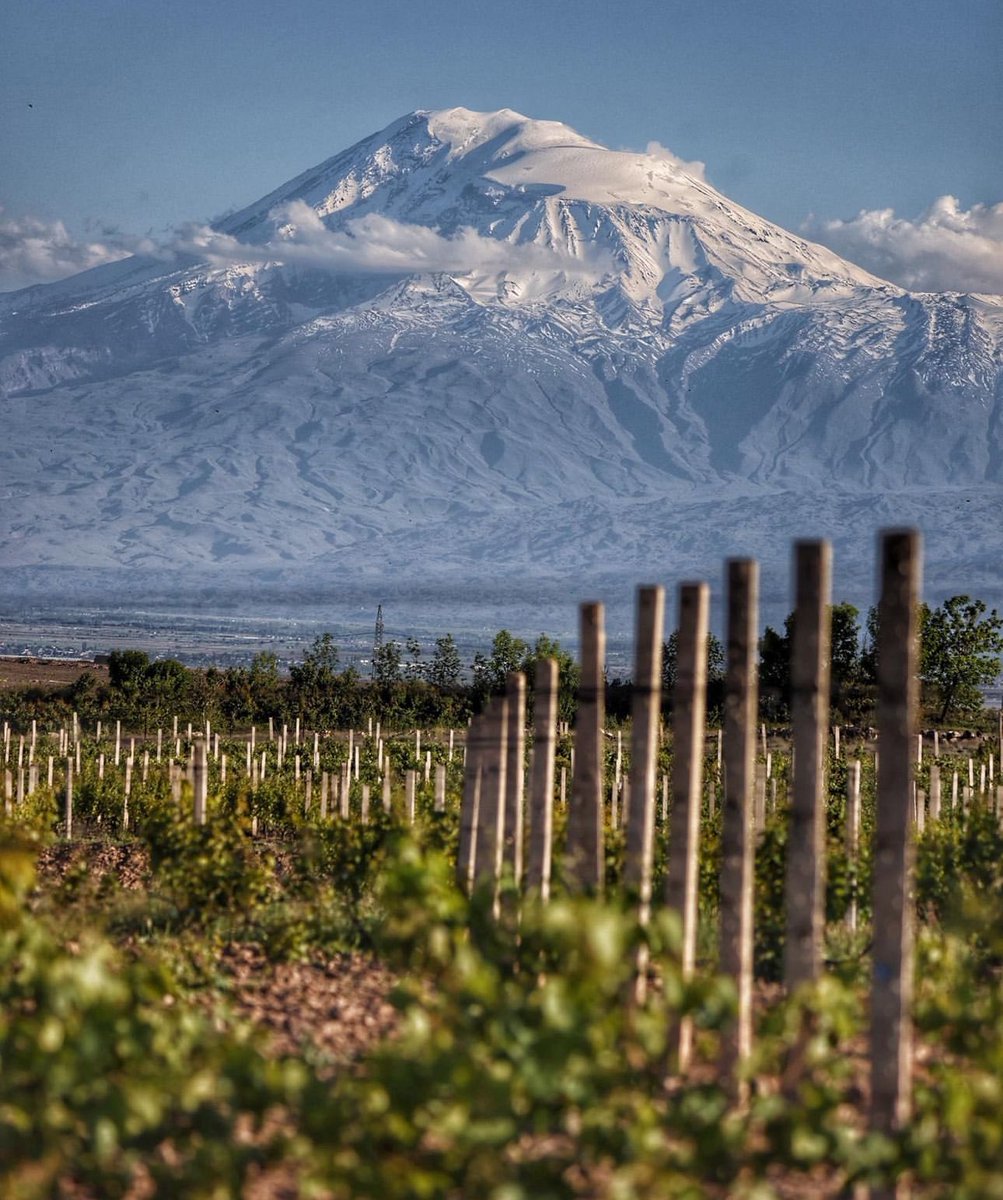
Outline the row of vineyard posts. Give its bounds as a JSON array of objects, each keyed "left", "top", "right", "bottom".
[
  {"left": 5, "top": 528, "right": 1003, "bottom": 1198},
  {"left": 450, "top": 530, "right": 1000, "bottom": 1200}
]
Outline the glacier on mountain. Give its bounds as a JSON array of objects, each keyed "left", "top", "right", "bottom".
[{"left": 1, "top": 107, "right": 1001, "bottom": 627}]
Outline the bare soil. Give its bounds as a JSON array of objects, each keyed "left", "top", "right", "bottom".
[{"left": 0, "top": 656, "right": 108, "bottom": 692}]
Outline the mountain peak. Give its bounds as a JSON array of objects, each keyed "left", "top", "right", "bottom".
[{"left": 420, "top": 106, "right": 601, "bottom": 160}]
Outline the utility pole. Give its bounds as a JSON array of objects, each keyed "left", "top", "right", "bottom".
[{"left": 371, "top": 604, "right": 385, "bottom": 679}]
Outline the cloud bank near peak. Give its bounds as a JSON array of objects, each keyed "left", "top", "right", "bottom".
[
  {"left": 803, "top": 195, "right": 1003, "bottom": 295},
  {"left": 177, "top": 202, "right": 612, "bottom": 278},
  {"left": 645, "top": 141, "right": 707, "bottom": 182},
  {"left": 0, "top": 208, "right": 158, "bottom": 292}
]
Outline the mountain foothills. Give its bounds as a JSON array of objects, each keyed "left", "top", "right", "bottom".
[{"left": 1, "top": 108, "right": 1001, "bottom": 605}]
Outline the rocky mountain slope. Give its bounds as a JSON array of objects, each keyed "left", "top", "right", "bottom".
[{"left": 1, "top": 107, "right": 1000, "bottom": 612}]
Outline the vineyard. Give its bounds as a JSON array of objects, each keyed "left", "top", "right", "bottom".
[{"left": 3, "top": 530, "right": 1003, "bottom": 1198}]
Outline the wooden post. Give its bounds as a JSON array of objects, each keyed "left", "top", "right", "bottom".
[
  {"left": 64, "top": 759, "right": 73, "bottom": 839},
  {"left": 434, "top": 763, "right": 446, "bottom": 813},
  {"left": 457, "top": 713, "right": 484, "bottom": 894},
  {"left": 929, "top": 764, "right": 941, "bottom": 820},
  {"left": 503, "top": 672, "right": 527, "bottom": 884},
  {"left": 784, "top": 540, "right": 832, "bottom": 989},
  {"left": 624, "top": 585, "right": 665, "bottom": 914},
  {"left": 474, "top": 697, "right": 508, "bottom": 896},
  {"left": 193, "top": 738, "right": 208, "bottom": 825},
  {"left": 718, "top": 559, "right": 758, "bottom": 1103},
  {"left": 361, "top": 784, "right": 370, "bottom": 824},
  {"left": 847, "top": 759, "right": 861, "bottom": 933},
  {"left": 382, "top": 770, "right": 392, "bottom": 813},
  {"left": 405, "top": 769, "right": 416, "bottom": 823},
  {"left": 869, "top": 529, "right": 921, "bottom": 1195},
  {"left": 665, "top": 581, "right": 710, "bottom": 1072},
  {"left": 566, "top": 602, "right": 605, "bottom": 892},
  {"left": 526, "top": 658, "right": 558, "bottom": 899},
  {"left": 753, "top": 762, "right": 767, "bottom": 833}
]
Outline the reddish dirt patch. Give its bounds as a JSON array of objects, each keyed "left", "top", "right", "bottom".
[
  {"left": 216, "top": 943, "right": 398, "bottom": 1069},
  {"left": 37, "top": 840, "right": 151, "bottom": 890},
  {"left": 0, "top": 656, "right": 108, "bottom": 692}
]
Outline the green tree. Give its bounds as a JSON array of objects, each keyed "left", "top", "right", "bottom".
[
  {"left": 829, "top": 602, "right": 865, "bottom": 719},
  {"left": 427, "top": 634, "right": 463, "bottom": 689},
  {"left": 107, "top": 649, "right": 151, "bottom": 708},
  {"left": 471, "top": 630, "right": 529, "bottom": 703},
  {"left": 758, "top": 621, "right": 792, "bottom": 719},
  {"left": 373, "top": 640, "right": 403, "bottom": 686},
  {"left": 525, "top": 634, "right": 581, "bottom": 723},
  {"left": 920, "top": 595, "right": 1003, "bottom": 722},
  {"left": 289, "top": 634, "right": 340, "bottom": 724},
  {"left": 404, "top": 637, "right": 425, "bottom": 681},
  {"left": 661, "top": 631, "right": 725, "bottom": 692}
]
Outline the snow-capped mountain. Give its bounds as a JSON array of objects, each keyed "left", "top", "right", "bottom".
[{"left": 1, "top": 107, "right": 1001, "bottom": 616}]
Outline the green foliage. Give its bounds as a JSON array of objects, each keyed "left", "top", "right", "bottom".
[
  {"left": 920, "top": 595, "right": 1003, "bottom": 722},
  {"left": 661, "top": 631, "right": 725, "bottom": 718},
  {"left": 0, "top": 896, "right": 301, "bottom": 1197},
  {"left": 140, "top": 796, "right": 274, "bottom": 924}
]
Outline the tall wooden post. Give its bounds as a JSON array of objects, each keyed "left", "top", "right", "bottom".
[
  {"left": 526, "top": 658, "right": 558, "bottom": 899},
  {"left": 869, "top": 529, "right": 921, "bottom": 1199},
  {"left": 624, "top": 585, "right": 665, "bottom": 914},
  {"left": 193, "top": 738, "right": 208, "bottom": 826},
  {"left": 718, "top": 559, "right": 758, "bottom": 1103},
  {"left": 503, "top": 672, "right": 527, "bottom": 884},
  {"left": 784, "top": 540, "right": 832, "bottom": 988},
  {"left": 929, "top": 764, "right": 941, "bottom": 821},
  {"left": 475, "top": 698, "right": 508, "bottom": 895},
  {"left": 846, "top": 759, "right": 861, "bottom": 933},
  {"left": 457, "top": 713, "right": 484, "bottom": 894},
  {"left": 405, "top": 770, "right": 416, "bottom": 824},
  {"left": 566, "top": 602, "right": 605, "bottom": 893},
  {"left": 64, "top": 759, "right": 73, "bottom": 839},
  {"left": 665, "top": 581, "right": 710, "bottom": 1071}
]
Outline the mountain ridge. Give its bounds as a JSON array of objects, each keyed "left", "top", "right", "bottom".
[{"left": 0, "top": 107, "right": 1000, "bottom": 606}]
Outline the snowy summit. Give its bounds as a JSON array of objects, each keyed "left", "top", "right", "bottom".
[{"left": 0, "top": 107, "right": 1000, "bottom": 603}]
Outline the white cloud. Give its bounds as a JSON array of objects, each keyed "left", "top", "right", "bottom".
[
  {"left": 803, "top": 196, "right": 1003, "bottom": 295},
  {"left": 0, "top": 199, "right": 610, "bottom": 294},
  {"left": 645, "top": 141, "right": 707, "bottom": 183},
  {"left": 0, "top": 208, "right": 155, "bottom": 292},
  {"left": 176, "top": 201, "right": 611, "bottom": 279}
]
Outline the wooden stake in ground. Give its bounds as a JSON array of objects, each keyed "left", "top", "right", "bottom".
[
  {"left": 665, "top": 581, "right": 710, "bottom": 1072},
  {"left": 869, "top": 528, "right": 921, "bottom": 1199},
  {"left": 566, "top": 602, "right": 606, "bottom": 893},
  {"left": 784, "top": 540, "right": 832, "bottom": 989},
  {"left": 405, "top": 770, "right": 416, "bottom": 823},
  {"left": 846, "top": 759, "right": 861, "bottom": 933},
  {"left": 474, "top": 697, "right": 508, "bottom": 896},
  {"left": 624, "top": 585, "right": 665, "bottom": 915},
  {"left": 718, "top": 559, "right": 759, "bottom": 1104},
  {"left": 64, "top": 759, "right": 73, "bottom": 839},
  {"left": 526, "top": 657, "right": 558, "bottom": 899},
  {"left": 457, "top": 713, "right": 484, "bottom": 894},
  {"left": 193, "top": 738, "right": 208, "bottom": 826},
  {"left": 929, "top": 764, "right": 941, "bottom": 821},
  {"left": 503, "top": 672, "right": 527, "bottom": 884}
]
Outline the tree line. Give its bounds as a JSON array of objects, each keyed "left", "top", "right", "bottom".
[{"left": 3, "top": 594, "right": 1000, "bottom": 731}]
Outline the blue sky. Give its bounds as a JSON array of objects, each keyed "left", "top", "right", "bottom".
[{"left": 2, "top": 0, "right": 1001, "bottom": 291}]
